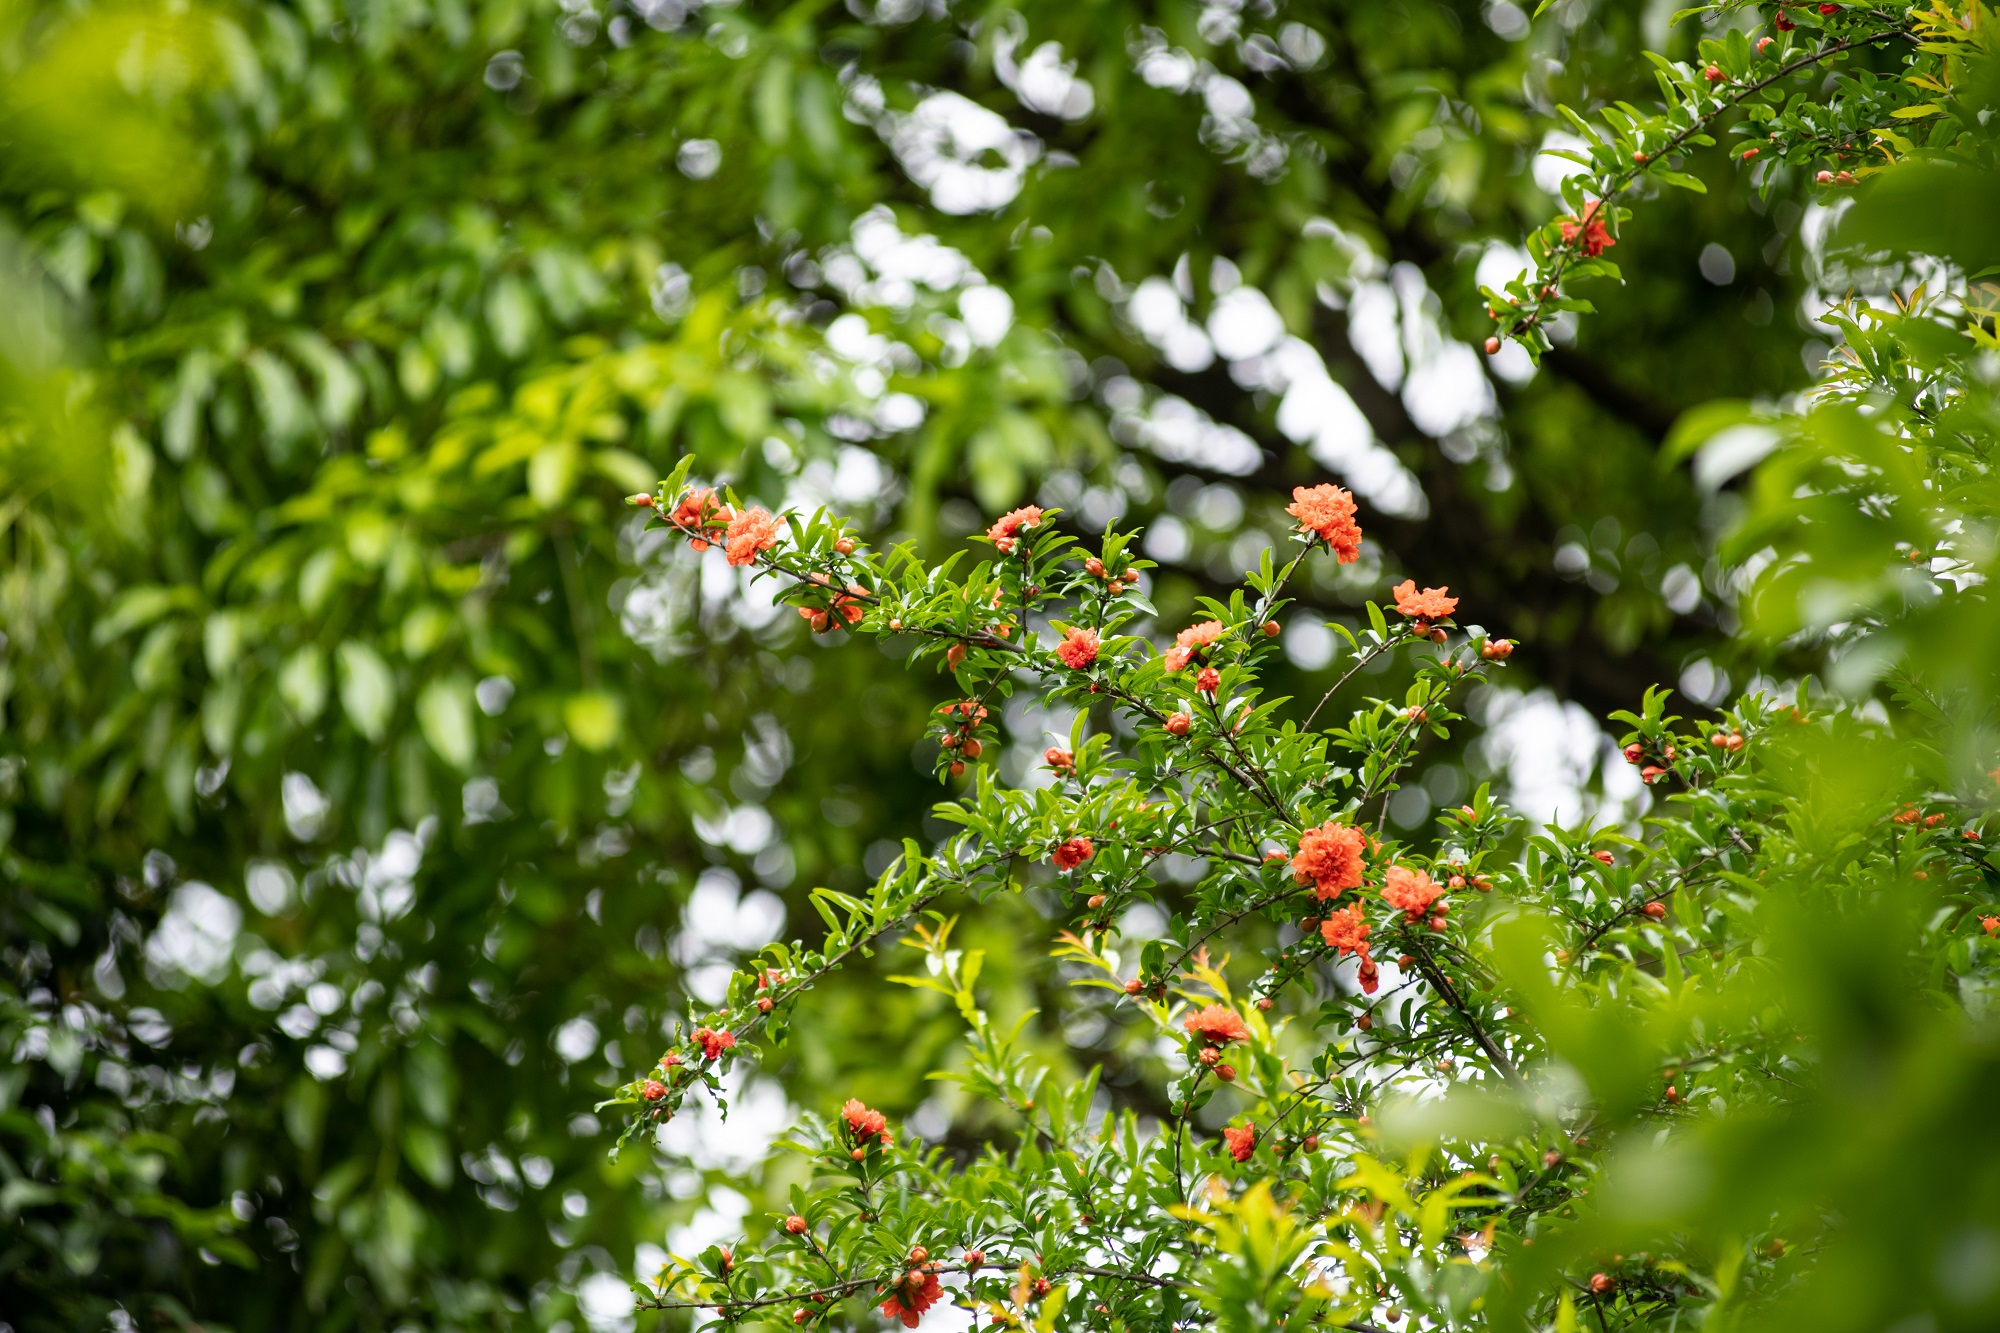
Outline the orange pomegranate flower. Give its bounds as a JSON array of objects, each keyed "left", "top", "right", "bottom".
[
  {"left": 1182, "top": 1003, "right": 1251, "bottom": 1045},
  {"left": 1286, "top": 484, "right": 1363, "bottom": 563},
  {"left": 880, "top": 1272, "right": 945, "bottom": 1327},
  {"left": 987, "top": 505, "right": 1044, "bottom": 555},
  {"left": 1163, "top": 620, "right": 1226, "bottom": 672},
  {"left": 690, "top": 1027, "right": 736, "bottom": 1060},
  {"left": 1292, "top": 821, "right": 1367, "bottom": 900},
  {"left": 1559, "top": 201, "right": 1615, "bottom": 258},
  {"left": 842, "top": 1098, "right": 890, "bottom": 1142},
  {"left": 1381, "top": 865, "right": 1443, "bottom": 920},
  {"left": 1390, "top": 580, "right": 1457, "bottom": 620},
  {"left": 1223, "top": 1123, "right": 1257, "bottom": 1163},
  {"left": 1052, "top": 836, "right": 1094, "bottom": 870},
  {"left": 724, "top": 506, "right": 785, "bottom": 566},
  {"left": 1054, "top": 626, "right": 1100, "bottom": 669},
  {"left": 1319, "top": 904, "right": 1372, "bottom": 958}
]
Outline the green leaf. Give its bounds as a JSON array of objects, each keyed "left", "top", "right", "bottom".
[
  {"left": 278, "top": 645, "right": 328, "bottom": 723},
  {"left": 564, "top": 691, "right": 623, "bottom": 751},
  {"left": 336, "top": 640, "right": 396, "bottom": 742},
  {"left": 417, "top": 676, "right": 478, "bottom": 771}
]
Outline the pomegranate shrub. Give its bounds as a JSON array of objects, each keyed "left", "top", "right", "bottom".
[{"left": 590, "top": 461, "right": 2000, "bottom": 1332}]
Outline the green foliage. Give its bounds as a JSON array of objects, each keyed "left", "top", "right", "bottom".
[{"left": 9, "top": 0, "right": 2000, "bottom": 1330}]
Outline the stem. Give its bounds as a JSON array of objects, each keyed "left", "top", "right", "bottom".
[
  {"left": 1302, "top": 637, "right": 1399, "bottom": 732},
  {"left": 1156, "top": 884, "right": 1309, "bottom": 984},
  {"left": 1203, "top": 689, "right": 1297, "bottom": 828},
  {"left": 554, "top": 524, "right": 599, "bottom": 687},
  {"left": 1410, "top": 938, "right": 1522, "bottom": 1086}
]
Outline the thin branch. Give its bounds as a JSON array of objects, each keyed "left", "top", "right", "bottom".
[{"left": 1410, "top": 939, "right": 1522, "bottom": 1087}]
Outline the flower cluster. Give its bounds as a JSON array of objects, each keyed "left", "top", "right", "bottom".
[{"left": 1285, "top": 484, "right": 1363, "bottom": 562}]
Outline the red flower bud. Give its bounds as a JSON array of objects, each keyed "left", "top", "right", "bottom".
[
  {"left": 834, "top": 537, "right": 855, "bottom": 555},
  {"left": 1215, "top": 1064, "right": 1235, "bottom": 1082},
  {"left": 1165, "top": 712, "right": 1192, "bottom": 737},
  {"left": 1590, "top": 1273, "right": 1614, "bottom": 1295},
  {"left": 1643, "top": 902, "right": 1667, "bottom": 920},
  {"left": 1262, "top": 619, "right": 1280, "bottom": 637},
  {"left": 785, "top": 1215, "right": 808, "bottom": 1234},
  {"left": 1484, "top": 336, "right": 1501, "bottom": 355}
]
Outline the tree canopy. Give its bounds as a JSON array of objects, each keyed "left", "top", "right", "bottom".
[{"left": 5, "top": 1, "right": 2000, "bottom": 1331}]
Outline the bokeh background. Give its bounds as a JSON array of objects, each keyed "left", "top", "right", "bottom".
[{"left": 0, "top": 1, "right": 1880, "bottom": 1328}]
